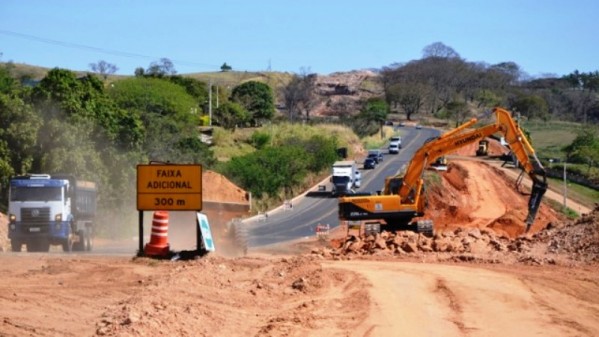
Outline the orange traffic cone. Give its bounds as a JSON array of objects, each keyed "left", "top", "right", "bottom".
[{"left": 144, "top": 211, "right": 170, "bottom": 256}]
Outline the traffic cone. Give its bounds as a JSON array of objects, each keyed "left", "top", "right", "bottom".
[{"left": 144, "top": 211, "right": 170, "bottom": 256}]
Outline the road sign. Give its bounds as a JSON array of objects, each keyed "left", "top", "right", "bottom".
[
  {"left": 137, "top": 164, "right": 202, "bottom": 211},
  {"left": 196, "top": 212, "right": 215, "bottom": 252}
]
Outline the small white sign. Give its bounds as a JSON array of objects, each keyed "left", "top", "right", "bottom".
[{"left": 196, "top": 212, "right": 215, "bottom": 252}]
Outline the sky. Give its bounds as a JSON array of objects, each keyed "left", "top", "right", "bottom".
[{"left": 0, "top": 0, "right": 597, "bottom": 77}]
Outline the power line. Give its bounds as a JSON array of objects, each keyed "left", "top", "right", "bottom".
[{"left": 0, "top": 29, "right": 220, "bottom": 69}]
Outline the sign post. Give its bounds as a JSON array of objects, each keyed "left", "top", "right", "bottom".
[{"left": 136, "top": 163, "right": 203, "bottom": 255}]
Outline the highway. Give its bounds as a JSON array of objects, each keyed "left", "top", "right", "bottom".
[{"left": 247, "top": 125, "right": 440, "bottom": 247}]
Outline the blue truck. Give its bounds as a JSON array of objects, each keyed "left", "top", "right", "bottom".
[{"left": 8, "top": 174, "right": 97, "bottom": 252}]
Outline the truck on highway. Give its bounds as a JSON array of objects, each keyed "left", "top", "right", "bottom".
[
  {"left": 331, "top": 160, "right": 361, "bottom": 196},
  {"left": 8, "top": 174, "right": 97, "bottom": 252}
]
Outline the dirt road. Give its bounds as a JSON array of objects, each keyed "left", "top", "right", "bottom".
[
  {"left": 1, "top": 254, "right": 597, "bottom": 337},
  {"left": 1, "top": 144, "right": 597, "bottom": 336},
  {"left": 329, "top": 260, "right": 599, "bottom": 337}
]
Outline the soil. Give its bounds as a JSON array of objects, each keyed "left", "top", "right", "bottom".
[{"left": 1, "top": 160, "right": 599, "bottom": 337}]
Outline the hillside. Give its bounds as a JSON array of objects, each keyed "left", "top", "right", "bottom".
[{"left": 1, "top": 62, "right": 383, "bottom": 118}]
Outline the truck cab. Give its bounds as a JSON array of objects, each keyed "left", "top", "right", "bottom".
[
  {"left": 331, "top": 161, "right": 360, "bottom": 196},
  {"left": 8, "top": 174, "right": 96, "bottom": 252}
]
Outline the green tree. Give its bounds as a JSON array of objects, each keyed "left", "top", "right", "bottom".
[
  {"left": 510, "top": 94, "right": 549, "bottom": 120},
  {"left": 0, "top": 94, "right": 41, "bottom": 176},
  {"left": 563, "top": 128, "right": 599, "bottom": 172},
  {"left": 214, "top": 101, "right": 249, "bottom": 129},
  {"left": 33, "top": 69, "right": 144, "bottom": 150},
  {"left": 352, "top": 98, "right": 389, "bottom": 137},
  {"left": 223, "top": 146, "right": 308, "bottom": 198},
  {"left": 231, "top": 81, "right": 275, "bottom": 125},
  {"left": 0, "top": 65, "right": 17, "bottom": 93},
  {"left": 220, "top": 62, "right": 232, "bottom": 72},
  {"left": 146, "top": 58, "right": 177, "bottom": 77}
]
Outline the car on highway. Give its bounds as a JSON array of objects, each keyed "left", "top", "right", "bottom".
[
  {"left": 388, "top": 143, "right": 400, "bottom": 154},
  {"left": 367, "top": 150, "right": 383, "bottom": 164},
  {"left": 363, "top": 158, "right": 376, "bottom": 169},
  {"left": 415, "top": 124, "right": 422, "bottom": 129}
]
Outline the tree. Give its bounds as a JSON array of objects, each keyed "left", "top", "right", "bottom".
[
  {"left": 422, "top": 42, "right": 460, "bottom": 59},
  {"left": 32, "top": 69, "right": 144, "bottom": 150},
  {"left": 231, "top": 81, "right": 275, "bottom": 125},
  {"left": 351, "top": 98, "right": 389, "bottom": 137},
  {"left": 146, "top": 58, "right": 177, "bottom": 77},
  {"left": 563, "top": 128, "right": 599, "bottom": 172},
  {"left": 214, "top": 101, "right": 249, "bottom": 129},
  {"left": 89, "top": 60, "right": 118, "bottom": 80},
  {"left": 223, "top": 146, "right": 308, "bottom": 198},
  {"left": 0, "top": 93, "right": 41, "bottom": 183},
  {"left": 282, "top": 71, "right": 316, "bottom": 121},
  {"left": 220, "top": 62, "right": 232, "bottom": 72},
  {"left": 510, "top": 93, "right": 549, "bottom": 120}
]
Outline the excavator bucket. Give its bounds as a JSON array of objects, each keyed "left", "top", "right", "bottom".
[{"left": 525, "top": 178, "right": 548, "bottom": 232}]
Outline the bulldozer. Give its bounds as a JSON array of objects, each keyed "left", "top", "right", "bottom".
[{"left": 338, "top": 107, "right": 547, "bottom": 236}]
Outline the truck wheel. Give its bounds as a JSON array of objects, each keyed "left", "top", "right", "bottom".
[
  {"left": 232, "top": 222, "right": 248, "bottom": 256},
  {"left": 74, "top": 230, "right": 86, "bottom": 251},
  {"left": 10, "top": 240, "right": 22, "bottom": 252},
  {"left": 62, "top": 237, "right": 73, "bottom": 252},
  {"left": 85, "top": 228, "right": 93, "bottom": 251}
]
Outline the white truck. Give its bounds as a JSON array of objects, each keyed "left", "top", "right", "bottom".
[
  {"left": 7, "top": 174, "right": 97, "bottom": 252},
  {"left": 388, "top": 136, "right": 402, "bottom": 154},
  {"left": 331, "top": 160, "right": 361, "bottom": 196}
]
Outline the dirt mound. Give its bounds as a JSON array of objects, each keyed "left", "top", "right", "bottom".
[
  {"left": 202, "top": 170, "right": 249, "bottom": 204},
  {"left": 423, "top": 160, "right": 561, "bottom": 237}
]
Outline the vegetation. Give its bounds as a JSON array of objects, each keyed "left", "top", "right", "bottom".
[{"left": 1, "top": 43, "right": 597, "bottom": 232}]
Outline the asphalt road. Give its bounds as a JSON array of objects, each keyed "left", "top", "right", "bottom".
[{"left": 247, "top": 125, "right": 440, "bottom": 247}]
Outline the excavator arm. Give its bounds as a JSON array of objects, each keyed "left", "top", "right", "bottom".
[{"left": 339, "top": 107, "right": 547, "bottom": 232}]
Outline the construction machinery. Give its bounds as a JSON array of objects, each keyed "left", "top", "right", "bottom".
[
  {"left": 476, "top": 139, "right": 489, "bottom": 156},
  {"left": 338, "top": 107, "right": 547, "bottom": 235}
]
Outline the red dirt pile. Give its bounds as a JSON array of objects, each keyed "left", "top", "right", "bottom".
[
  {"left": 318, "top": 205, "right": 599, "bottom": 265},
  {"left": 423, "top": 160, "right": 561, "bottom": 237}
]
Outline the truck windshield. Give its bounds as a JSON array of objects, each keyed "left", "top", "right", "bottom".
[
  {"left": 332, "top": 176, "right": 350, "bottom": 184},
  {"left": 10, "top": 186, "right": 63, "bottom": 202}
]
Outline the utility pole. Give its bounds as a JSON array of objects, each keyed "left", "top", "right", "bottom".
[
  {"left": 216, "top": 85, "right": 219, "bottom": 108},
  {"left": 563, "top": 161, "right": 568, "bottom": 209},
  {"left": 208, "top": 80, "right": 212, "bottom": 126}
]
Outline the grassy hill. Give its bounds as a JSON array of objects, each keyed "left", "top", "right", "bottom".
[{"left": 0, "top": 61, "right": 294, "bottom": 89}]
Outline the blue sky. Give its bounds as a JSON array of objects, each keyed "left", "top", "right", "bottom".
[{"left": 1, "top": 0, "right": 597, "bottom": 77}]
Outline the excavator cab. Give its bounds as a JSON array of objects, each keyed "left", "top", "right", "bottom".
[
  {"left": 430, "top": 156, "right": 448, "bottom": 171},
  {"left": 476, "top": 140, "right": 489, "bottom": 156}
]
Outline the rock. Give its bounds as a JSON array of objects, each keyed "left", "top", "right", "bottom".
[
  {"left": 292, "top": 277, "right": 307, "bottom": 291},
  {"left": 401, "top": 241, "right": 418, "bottom": 253},
  {"left": 347, "top": 240, "right": 364, "bottom": 253},
  {"left": 467, "top": 228, "right": 482, "bottom": 240},
  {"left": 374, "top": 237, "right": 387, "bottom": 249}
]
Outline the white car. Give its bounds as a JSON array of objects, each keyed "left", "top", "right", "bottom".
[{"left": 388, "top": 143, "right": 400, "bottom": 154}]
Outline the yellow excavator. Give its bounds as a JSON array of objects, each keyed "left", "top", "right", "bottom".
[{"left": 338, "top": 107, "right": 547, "bottom": 235}]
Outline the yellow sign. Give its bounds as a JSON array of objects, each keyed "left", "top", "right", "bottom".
[{"left": 137, "top": 164, "right": 202, "bottom": 211}]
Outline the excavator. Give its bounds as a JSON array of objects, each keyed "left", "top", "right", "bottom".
[{"left": 338, "top": 107, "right": 548, "bottom": 235}]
